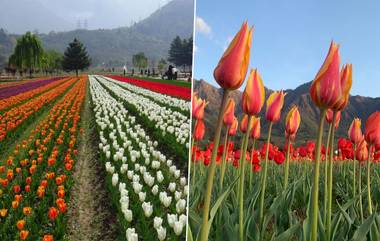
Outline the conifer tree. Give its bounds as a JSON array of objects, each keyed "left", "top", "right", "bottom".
[{"left": 62, "top": 38, "right": 90, "bottom": 76}]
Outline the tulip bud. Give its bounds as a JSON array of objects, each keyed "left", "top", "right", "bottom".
[
  {"left": 173, "top": 221, "right": 184, "bottom": 236},
  {"left": 250, "top": 117, "right": 260, "bottom": 139},
  {"left": 167, "top": 213, "right": 177, "bottom": 228},
  {"left": 356, "top": 139, "right": 368, "bottom": 162},
  {"left": 229, "top": 117, "right": 238, "bottom": 136},
  {"left": 20, "top": 230, "right": 29, "bottom": 240},
  {"left": 214, "top": 22, "right": 253, "bottom": 90},
  {"left": 192, "top": 95, "right": 206, "bottom": 120},
  {"left": 240, "top": 114, "right": 253, "bottom": 133},
  {"left": 138, "top": 192, "right": 146, "bottom": 202},
  {"left": 176, "top": 199, "right": 187, "bottom": 213},
  {"left": 154, "top": 216, "right": 163, "bottom": 229},
  {"left": 325, "top": 109, "right": 341, "bottom": 129},
  {"left": 16, "top": 220, "right": 25, "bottom": 230},
  {"left": 223, "top": 98, "right": 235, "bottom": 126},
  {"left": 193, "top": 120, "right": 205, "bottom": 141},
  {"left": 42, "top": 235, "right": 54, "bottom": 241},
  {"left": 333, "top": 64, "right": 352, "bottom": 110},
  {"left": 265, "top": 91, "right": 286, "bottom": 122},
  {"left": 48, "top": 207, "right": 58, "bottom": 220},
  {"left": 126, "top": 228, "right": 138, "bottom": 241},
  {"left": 125, "top": 209, "right": 133, "bottom": 222},
  {"left": 168, "top": 182, "right": 176, "bottom": 192},
  {"left": 142, "top": 202, "right": 153, "bottom": 217},
  {"left": 242, "top": 69, "right": 265, "bottom": 115},
  {"left": 310, "top": 41, "right": 342, "bottom": 109},
  {"left": 365, "top": 111, "right": 380, "bottom": 146},
  {"left": 112, "top": 173, "right": 119, "bottom": 186},
  {"left": 348, "top": 118, "right": 363, "bottom": 145},
  {"left": 157, "top": 226, "right": 167, "bottom": 241},
  {"left": 285, "top": 105, "right": 301, "bottom": 136}
]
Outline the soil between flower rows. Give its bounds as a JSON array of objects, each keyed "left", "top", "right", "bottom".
[{"left": 66, "top": 82, "right": 118, "bottom": 241}]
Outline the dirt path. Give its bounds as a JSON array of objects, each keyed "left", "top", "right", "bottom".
[{"left": 66, "top": 83, "right": 118, "bottom": 241}]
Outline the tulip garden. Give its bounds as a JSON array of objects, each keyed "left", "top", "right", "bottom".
[
  {"left": 189, "top": 22, "right": 380, "bottom": 241},
  {"left": 0, "top": 74, "right": 191, "bottom": 241},
  {"left": 0, "top": 75, "right": 86, "bottom": 240},
  {"left": 89, "top": 75, "right": 189, "bottom": 241}
]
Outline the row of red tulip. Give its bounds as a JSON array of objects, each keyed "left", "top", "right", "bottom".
[{"left": 108, "top": 75, "right": 191, "bottom": 100}]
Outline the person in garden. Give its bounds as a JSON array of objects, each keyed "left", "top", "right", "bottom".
[{"left": 172, "top": 66, "right": 178, "bottom": 80}]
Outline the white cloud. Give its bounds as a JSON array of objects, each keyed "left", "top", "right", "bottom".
[{"left": 196, "top": 16, "right": 211, "bottom": 35}]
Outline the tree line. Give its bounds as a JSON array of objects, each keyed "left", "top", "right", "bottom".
[
  {"left": 131, "top": 35, "right": 193, "bottom": 74},
  {"left": 7, "top": 32, "right": 90, "bottom": 77},
  {"left": 5, "top": 32, "right": 192, "bottom": 78}
]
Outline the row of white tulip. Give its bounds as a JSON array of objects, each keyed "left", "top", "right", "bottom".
[
  {"left": 103, "top": 76, "right": 190, "bottom": 112},
  {"left": 89, "top": 76, "right": 188, "bottom": 241},
  {"left": 94, "top": 75, "right": 190, "bottom": 146}
]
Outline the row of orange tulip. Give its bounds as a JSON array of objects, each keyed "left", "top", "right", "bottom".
[
  {"left": 0, "top": 78, "right": 77, "bottom": 142},
  {"left": 0, "top": 77, "right": 71, "bottom": 112},
  {"left": 0, "top": 77, "right": 86, "bottom": 241}
]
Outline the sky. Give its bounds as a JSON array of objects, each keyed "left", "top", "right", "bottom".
[
  {"left": 0, "top": 0, "right": 171, "bottom": 33},
  {"left": 194, "top": 0, "right": 380, "bottom": 97}
]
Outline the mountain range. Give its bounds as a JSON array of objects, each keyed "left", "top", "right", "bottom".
[
  {"left": 194, "top": 79, "right": 380, "bottom": 147},
  {"left": 0, "top": 0, "right": 194, "bottom": 67}
]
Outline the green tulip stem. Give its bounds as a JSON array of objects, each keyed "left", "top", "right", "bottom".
[
  {"left": 358, "top": 162, "right": 363, "bottom": 222},
  {"left": 367, "top": 145, "right": 373, "bottom": 215},
  {"left": 249, "top": 139, "right": 256, "bottom": 190},
  {"left": 259, "top": 121, "right": 273, "bottom": 228},
  {"left": 238, "top": 116, "right": 253, "bottom": 241},
  {"left": 326, "top": 111, "right": 337, "bottom": 241},
  {"left": 199, "top": 89, "right": 230, "bottom": 241},
  {"left": 191, "top": 138, "right": 197, "bottom": 188},
  {"left": 310, "top": 108, "right": 327, "bottom": 241},
  {"left": 284, "top": 136, "right": 292, "bottom": 189},
  {"left": 323, "top": 123, "right": 332, "bottom": 226},
  {"left": 353, "top": 144, "right": 356, "bottom": 198},
  {"left": 220, "top": 126, "right": 230, "bottom": 189}
]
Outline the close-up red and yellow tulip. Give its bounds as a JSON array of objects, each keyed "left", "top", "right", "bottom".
[
  {"left": 213, "top": 22, "right": 253, "bottom": 91},
  {"left": 189, "top": 21, "right": 380, "bottom": 241}
]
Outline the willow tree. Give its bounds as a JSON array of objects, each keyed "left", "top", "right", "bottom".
[
  {"left": 8, "top": 32, "right": 44, "bottom": 77},
  {"left": 132, "top": 52, "right": 148, "bottom": 70},
  {"left": 62, "top": 38, "right": 91, "bottom": 76}
]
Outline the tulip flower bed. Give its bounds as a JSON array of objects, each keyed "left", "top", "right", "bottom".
[
  {"left": 0, "top": 77, "right": 77, "bottom": 143},
  {"left": 89, "top": 75, "right": 188, "bottom": 241},
  {"left": 0, "top": 76, "right": 86, "bottom": 240},
  {"left": 190, "top": 141, "right": 380, "bottom": 240},
  {"left": 0, "top": 77, "right": 71, "bottom": 112},
  {"left": 0, "top": 77, "right": 64, "bottom": 100},
  {"left": 108, "top": 75, "right": 191, "bottom": 100},
  {"left": 189, "top": 22, "right": 380, "bottom": 241},
  {"left": 105, "top": 76, "right": 190, "bottom": 113},
  {"left": 0, "top": 78, "right": 42, "bottom": 90},
  {"left": 94, "top": 75, "right": 190, "bottom": 167}
]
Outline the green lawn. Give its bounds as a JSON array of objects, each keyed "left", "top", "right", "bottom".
[
  {"left": 89, "top": 71, "right": 192, "bottom": 88},
  {"left": 132, "top": 75, "right": 192, "bottom": 88}
]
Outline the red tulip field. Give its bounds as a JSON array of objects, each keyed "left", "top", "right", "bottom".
[
  {"left": 0, "top": 75, "right": 191, "bottom": 241},
  {"left": 189, "top": 22, "right": 380, "bottom": 241}
]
